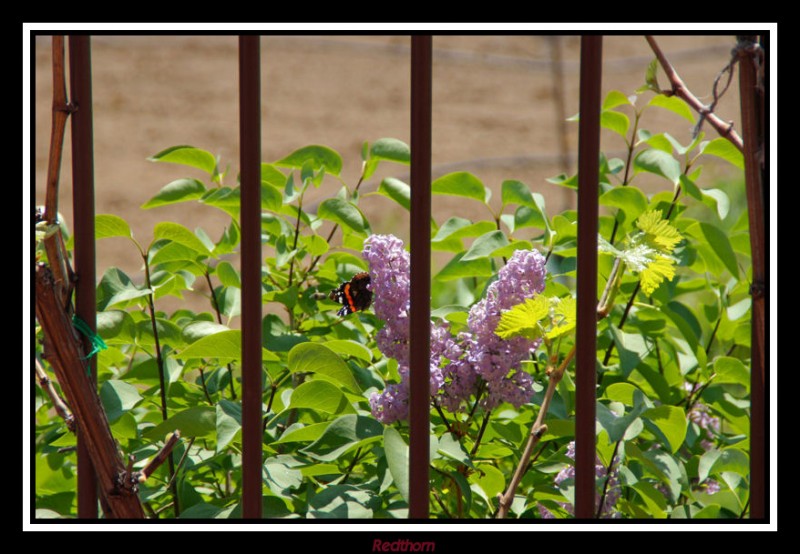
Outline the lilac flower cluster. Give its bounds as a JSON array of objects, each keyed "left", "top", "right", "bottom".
[
  {"left": 538, "top": 441, "right": 621, "bottom": 519},
  {"left": 364, "top": 234, "right": 547, "bottom": 423}
]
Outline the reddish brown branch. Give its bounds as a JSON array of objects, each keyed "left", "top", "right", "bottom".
[
  {"left": 645, "top": 36, "right": 744, "bottom": 153},
  {"left": 35, "top": 264, "right": 145, "bottom": 518},
  {"left": 134, "top": 431, "right": 182, "bottom": 483},
  {"left": 35, "top": 357, "right": 76, "bottom": 432}
]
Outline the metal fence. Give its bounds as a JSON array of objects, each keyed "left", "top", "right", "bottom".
[{"left": 46, "top": 34, "right": 766, "bottom": 520}]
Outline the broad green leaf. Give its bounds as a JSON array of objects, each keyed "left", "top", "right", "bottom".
[
  {"left": 135, "top": 318, "right": 183, "bottom": 349},
  {"left": 600, "top": 187, "right": 648, "bottom": 225},
  {"left": 514, "top": 198, "right": 550, "bottom": 231},
  {"left": 712, "top": 357, "right": 749, "bottom": 390},
  {"left": 301, "top": 414, "right": 383, "bottom": 462},
  {"left": 181, "top": 321, "right": 230, "bottom": 344},
  {"left": 263, "top": 456, "right": 303, "bottom": 494},
  {"left": 216, "top": 261, "right": 241, "bottom": 288},
  {"left": 637, "top": 210, "right": 682, "bottom": 252},
  {"left": 261, "top": 163, "right": 287, "bottom": 188},
  {"left": 95, "top": 214, "right": 132, "bottom": 240},
  {"left": 175, "top": 329, "right": 242, "bottom": 361},
  {"left": 434, "top": 253, "right": 493, "bottom": 281},
  {"left": 663, "top": 301, "right": 702, "bottom": 353},
  {"left": 642, "top": 405, "right": 687, "bottom": 453},
  {"left": 501, "top": 180, "right": 535, "bottom": 208},
  {"left": 300, "top": 234, "right": 329, "bottom": 257},
  {"left": 144, "top": 406, "right": 216, "bottom": 440},
  {"left": 375, "top": 177, "right": 410, "bottom": 211},
  {"left": 609, "top": 326, "right": 650, "bottom": 376},
  {"left": 384, "top": 426, "right": 409, "bottom": 503},
  {"left": 697, "top": 222, "right": 739, "bottom": 277},
  {"left": 596, "top": 389, "right": 649, "bottom": 443},
  {"left": 287, "top": 380, "right": 354, "bottom": 415},
  {"left": 702, "top": 188, "right": 731, "bottom": 221},
  {"left": 603, "top": 90, "right": 632, "bottom": 110},
  {"left": 432, "top": 218, "right": 495, "bottom": 243},
  {"left": 701, "top": 138, "right": 744, "bottom": 170},
  {"left": 495, "top": 296, "right": 549, "bottom": 341},
  {"left": 633, "top": 149, "right": 681, "bottom": 185},
  {"left": 318, "top": 198, "right": 369, "bottom": 235},
  {"left": 461, "top": 230, "right": 509, "bottom": 261},
  {"left": 261, "top": 182, "right": 283, "bottom": 212},
  {"left": 700, "top": 448, "right": 749, "bottom": 480},
  {"left": 288, "top": 343, "right": 361, "bottom": 393},
  {"left": 323, "top": 340, "right": 373, "bottom": 364},
  {"left": 153, "top": 222, "right": 212, "bottom": 257},
  {"left": 631, "top": 481, "right": 667, "bottom": 518},
  {"left": 437, "top": 433, "right": 473, "bottom": 467},
  {"left": 141, "top": 178, "right": 206, "bottom": 209},
  {"left": 216, "top": 399, "right": 242, "bottom": 452},
  {"left": 200, "top": 187, "right": 240, "bottom": 218},
  {"left": 470, "top": 464, "right": 505, "bottom": 499},
  {"left": 727, "top": 298, "right": 751, "bottom": 321},
  {"left": 273, "top": 422, "right": 329, "bottom": 444},
  {"left": 604, "top": 382, "right": 642, "bottom": 406},
  {"left": 491, "top": 240, "right": 535, "bottom": 261},
  {"left": 110, "top": 412, "right": 138, "bottom": 440},
  {"left": 149, "top": 241, "right": 202, "bottom": 265},
  {"left": 648, "top": 95, "right": 695, "bottom": 123},
  {"left": 432, "top": 172, "right": 487, "bottom": 203},
  {"left": 214, "top": 286, "right": 241, "bottom": 318},
  {"left": 179, "top": 503, "right": 223, "bottom": 519},
  {"left": 149, "top": 145, "right": 217, "bottom": 176},
  {"left": 275, "top": 145, "right": 343, "bottom": 176},
  {"left": 601, "top": 109, "right": 630, "bottom": 137},
  {"left": 96, "top": 310, "right": 137, "bottom": 344},
  {"left": 99, "top": 380, "right": 142, "bottom": 423},
  {"left": 96, "top": 268, "right": 152, "bottom": 311}
]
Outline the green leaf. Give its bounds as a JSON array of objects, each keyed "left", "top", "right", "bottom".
[
  {"left": 633, "top": 149, "right": 681, "bottom": 185},
  {"left": 703, "top": 448, "right": 749, "bottom": 479},
  {"left": 609, "top": 326, "right": 650, "bottom": 376},
  {"left": 318, "top": 199, "right": 369, "bottom": 235},
  {"left": 273, "top": 422, "right": 330, "bottom": 444},
  {"left": 500, "top": 180, "right": 535, "bottom": 208},
  {"left": 216, "top": 261, "right": 241, "bottom": 288},
  {"left": 495, "top": 296, "right": 549, "bottom": 341},
  {"left": 287, "top": 342, "right": 361, "bottom": 393},
  {"left": 141, "top": 178, "right": 207, "bottom": 209},
  {"left": 432, "top": 218, "right": 495, "bottom": 243},
  {"left": 216, "top": 399, "right": 242, "bottom": 452},
  {"left": 375, "top": 178, "right": 410, "bottom": 211},
  {"left": 432, "top": 172, "right": 487, "bottom": 203},
  {"left": 701, "top": 138, "right": 744, "bottom": 170},
  {"left": 698, "top": 222, "right": 740, "bottom": 277},
  {"left": 323, "top": 340, "right": 373, "bottom": 364},
  {"left": 148, "top": 145, "right": 218, "bottom": 176},
  {"left": 603, "top": 90, "right": 632, "bottom": 110},
  {"left": 434, "top": 253, "right": 493, "bottom": 281},
  {"left": 153, "top": 222, "right": 212, "bottom": 257},
  {"left": 383, "top": 426, "right": 409, "bottom": 503},
  {"left": 287, "top": 380, "right": 354, "bottom": 415},
  {"left": 642, "top": 405, "right": 687, "bottom": 453},
  {"left": 631, "top": 481, "right": 667, "bottom": 518},
  {"left": 648, "top": 95, "right": 695, "bottom": 123},
  {"left": 96, "top": 268, "right": 152, "bottom": 311},
  {"left": 275, "top": 145, "right": 343, "bottom": 176},
  {"left": 461, "top": 230, "right": 509, "bottom": 261},
  {"left": 601, "top": 109, "right": 630, "bottom": 138},
  {"left": 701, "top": 188, "right": 731, "bottom": 221},
  {"left": 713, "top": 357, "right": 749, "bottom": 391},
  {"left": 144, "top": 406, "right": 216, "bottom": 440},
  {"left": 99, "top": 380, "right": 142, "bottom": 423},
  {"left": 600, "top": 187, "right": 648, "bottom": 225},
  {"left": 175, "top": 329, "right": 242, "bottom": 361},
  {"left": 181, "top": 321, "right": 230, "bottom": 344},
  {"left": 596, "top": 389, "right": 649, "bottom": 442},
  {"left": 95, "top": 214, "right": 132, "bottom": 240},
  {"left": 96, "top": 310, "right": 137, "bottom": 344},
  {"left": 300, "top": 414, "right": 383, "bottom": 462},
  {"left": 201, "top": 187, "right": 240, "bottom": 218},
  {"left": 371, "top": 138, "right": 410, "bottom": 164},
  {"left": 437, "top": 433, "right": 474, "bottom": 468}
]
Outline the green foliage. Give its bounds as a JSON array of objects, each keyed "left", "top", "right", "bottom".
[{"left": 35, "top": 64, "right": 753, "bottom": 521}]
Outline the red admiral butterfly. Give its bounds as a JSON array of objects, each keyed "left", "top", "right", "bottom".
[{"left": 329, "top": 272, "right": 372, "bottom": 317}]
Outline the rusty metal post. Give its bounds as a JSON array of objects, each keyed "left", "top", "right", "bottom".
[
  {"left": 239, "top": 35, "right": 263, "bottom": 519},
  {"left": 575, "top": 35, "right": 602, "bottom": 519},
  {"left": 738, "top": 34, "right": 766, "bottom": 520},
  {"left": 409, "top": 35, "right": 432, "bottom": 519},
  {"left": 68, "top": 35, "right": 98, "bottom": 519}
]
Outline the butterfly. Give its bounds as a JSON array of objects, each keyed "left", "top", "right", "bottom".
[{"left": 329, "top": 272, "right": 373, "bottom": 317}]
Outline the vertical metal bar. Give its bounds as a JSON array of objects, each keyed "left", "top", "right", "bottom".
[
  {"left": 68, "top": 35, "right": 98, "bottom": 519},
  {"left": 738, "top": 34, "right": 766, "bottom": 519},
  {"left": 239, "top": 35, "right": 263, "bottom": 519},
  {"left": 409, "top": 35, "right": 432, "bottom": 519},
  {"left": 575, "top": 35, "right": 602, "bottom": 519}
]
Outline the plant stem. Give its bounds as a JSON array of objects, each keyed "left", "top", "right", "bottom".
[
  {"left": 608, "top": 110, "right": 641, "bottom": 245},
  {"left": 469, "top": 410, "right": 492, "bottom": 457},
  {"left": 287, "top": 192, "right": 304, "bottom": 288},
  {"left": 595, "top": 440, "right": 620, "bottom": 518},
  {"left": 495, "top": 346, "right": 575, "bottom": 519},
  {"left": 205, "top": 270, "right": 237, "bottom": 400}
]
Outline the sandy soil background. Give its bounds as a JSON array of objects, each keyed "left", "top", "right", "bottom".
[{"left": 33, "top": 35, "right": 744, "bottom": 313}]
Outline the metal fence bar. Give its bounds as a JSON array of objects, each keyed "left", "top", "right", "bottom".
[
  {"left": 68, "top": 35, "right": 98, "bottom": 519},
  {"left": 409, "top": 35, "right": 433, "bottom": 519},
  {"left": 738, "top": 34, "right": 766, "bottom": 520},
  {"left": 575, "top": 35, "right": 602, "bottom": 519},
  {"left": 239, "top": 35, "right": 263, "bottom": 520}
]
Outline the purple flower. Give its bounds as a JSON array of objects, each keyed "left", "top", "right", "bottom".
[{"left": 364, "top": 235, "right": 547, "bottom": 422}]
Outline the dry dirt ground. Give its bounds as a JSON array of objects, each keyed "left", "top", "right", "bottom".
[{"left": 33, "top": 35, "right": 743, "bottom": 314}]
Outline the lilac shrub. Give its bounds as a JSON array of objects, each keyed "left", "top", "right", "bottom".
[{"left": 364, "top": 234, "right": 547, "bottom": 423}]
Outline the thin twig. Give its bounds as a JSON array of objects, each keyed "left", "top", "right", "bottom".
[
  {"left": 204, "top": 270, "right": 237, "bottom": 400},
  {"left": 135, "top": 431, "right": 182, "bottom": 483},
  {"left": 35, "top": 357, "right": 75, "bottom": 432},
  {"left": 469, "top": 410, "right": 492, "bottom": 457},
  {"left": 645, "top": 36, "right": 743, "bottom": 152},
  {"left": 595, "top": 440, "right": 620, "bottom": 518}
]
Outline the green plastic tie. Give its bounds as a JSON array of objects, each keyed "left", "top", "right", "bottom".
[{"left": 71, "top": 315, "right": 107, "bottom": 365}]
